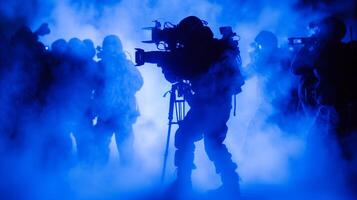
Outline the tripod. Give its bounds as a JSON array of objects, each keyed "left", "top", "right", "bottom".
[{"left": 161, "top": 81, "right": 189, "bottom": 183}]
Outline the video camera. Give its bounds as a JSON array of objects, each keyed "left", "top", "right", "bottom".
[
  {"left": 288, "top": 37, "right": 317, "bottom": 46},
  {"left": 141, "top": 20, "right": 179, "bottom": 50},
  {"left": 135, "top": 20, "right": 178, "bottom": 67},
  {"left": 135, "top": 19, "right": 238, "bottom": 67}
]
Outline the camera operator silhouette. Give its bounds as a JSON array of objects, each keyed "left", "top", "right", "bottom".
[
  {"left": 292, "top": 16, "right": 356, "bottom": 138},
  {"left": 136, "top": 16, "right": 244, "bottom": 198},
  {"left": 291, "top": 16, "right": 357, "bottom": 194},
  {"left": 245, "top": 31, "right": 298, "bottom": 132}
]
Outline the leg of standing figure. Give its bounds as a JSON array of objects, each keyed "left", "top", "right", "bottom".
[
  {"left": 92, "top": 119, "right": 113, "bottom": 166},
  {"left": 204, "top": 102, "right": 240, "bottom": 197},
  {"left": 115, "top": 122, "right": 135, "bottom": 166},
  {"left": 171, "top": 106, "right": 204, "bottom": 193}
]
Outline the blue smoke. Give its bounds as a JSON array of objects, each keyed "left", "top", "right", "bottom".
[{"left": 0, "top": 0, "right": 356, "bottom": 200}]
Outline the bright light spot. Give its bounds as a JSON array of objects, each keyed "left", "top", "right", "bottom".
[
  {"left": 70, "top": 132, "right": 77, "bottom": 155},
  {"left": 92, "top": 116, "right": 98, "bottom": 126},
  {"left": 110, "top": 133, "right": 119, "bottom": 162}
]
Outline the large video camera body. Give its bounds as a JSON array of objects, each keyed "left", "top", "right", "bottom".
[
  {"left": 135, "top": 17, "right": 240, "bottom": 83},
  {"left": 288, "top": 37, "right": 317, "bottom": 46}
]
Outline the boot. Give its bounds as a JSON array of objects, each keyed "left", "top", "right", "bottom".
[
  {"left": 206, "top": 183, "right": 240, "bottom": 200},
  {"left": 207, "top": 171, "right": 240, "bottom": 199},
  {"left": 165, "top": 168, "right": 193, "bottom": 199}
]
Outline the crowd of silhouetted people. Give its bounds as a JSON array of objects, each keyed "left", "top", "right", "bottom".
[
  {"left": 0, "top": 23, "right": 143, "bottom": 172},
  {"left": 247, "top": 17, "right": 357, "bottom": 160},
  {"left": 245, "top": 16, "right": 357, "bottom": 194},
  {"left": 0, "top": 14, "right": 356, "bottom": 198}
]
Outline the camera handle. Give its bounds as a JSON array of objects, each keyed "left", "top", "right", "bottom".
[{"left": 161, "top": 82, "right": 187, "bottom": 184}]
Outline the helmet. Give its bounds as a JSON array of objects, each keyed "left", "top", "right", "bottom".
[
  {"left": 68, "top": 37, "right": 85, "bottom": 58},
  {"left": 317, "top": 16, "right": 346, "bottom": 41},
  {"left": 51, "top": 39, "right": 67, "bottom": 55},
  {"left": 178, "top": 16, "right": 204, "bottom": 34},
  {"left": 83, "top": 39, "right": 96, "bottom": 59},
  {"left": 254, "top": 30, "right": 278, "bottom": 50},
  {"left": 177, "top": 16, "right": 213, "bottom": 45},
  {"left": 102, "top": 34, "right": 123, "bottom": 53}
]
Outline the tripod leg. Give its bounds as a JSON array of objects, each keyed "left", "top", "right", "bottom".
[
  {"left": 161, "top": 85, "right": 176, "bottom": 184},
  {"left": 161, "top": 121, "right": 173, "bottom": 183}
]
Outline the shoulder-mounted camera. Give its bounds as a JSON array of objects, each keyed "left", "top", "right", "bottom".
[{"left": 135, "top": 17, "right": 239, "bottom": 67}]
